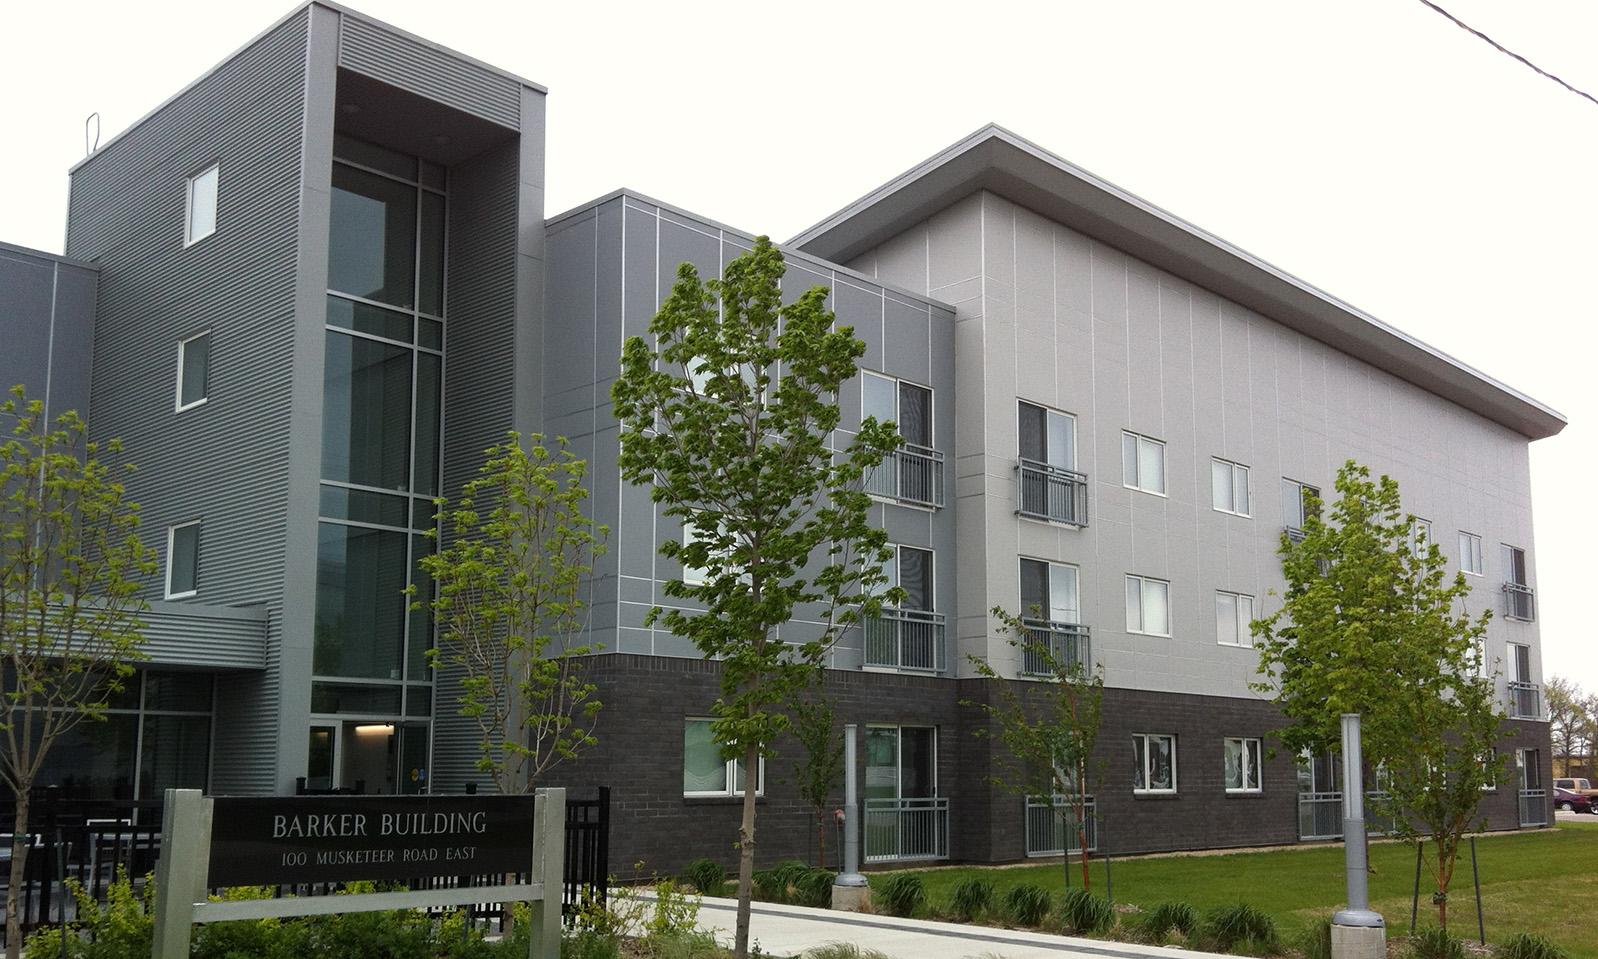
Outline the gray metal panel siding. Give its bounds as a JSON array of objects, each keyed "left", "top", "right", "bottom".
[
  {"left": 337, "top": 15, "right": 520, "bottom": 129},
  {"left": 0, "top": 247, "right": 98, "bottom": 424},
  {"left": 64, "top": 10, "right": 311, "bottom": 794},
  {"left": 140, "top": 601, "right": 268, "bottom": 670},
  {"left": 430, "top": 139, "right": 522, "bottom": 795}
]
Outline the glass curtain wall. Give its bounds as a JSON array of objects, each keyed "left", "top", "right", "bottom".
[{"left": 313, "top": 134, "right": 444, "bottom": 791}]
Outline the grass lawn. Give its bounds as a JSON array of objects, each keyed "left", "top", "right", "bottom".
[{"left": 868, "top": 821, "right": 1598, "bottom": 956}]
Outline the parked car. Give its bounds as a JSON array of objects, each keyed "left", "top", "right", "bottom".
[
  {"left": 1554, "top": 786, "right": 1594, "bottom": 813},
  {"left": 1554, "top": 777, "right": 1597, "bottom": 796}
]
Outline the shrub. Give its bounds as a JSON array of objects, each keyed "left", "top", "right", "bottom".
[
  {"left": 1139, "top": 901, "right": 1198, "bottom": 942},
  {"left": 1058, "top": 887, "right": 1114, "bottom": 935},
  {"left": 1497, "top": 934, "right": 1570, "bottom": 959},
  {"left": 947, "top": 877, "right": 995, "bottom": 922},
  {"left": 652, "top": 930, "right": 724, "bottom": 959},
  {"left": 772, "top": 860, "right": 811, "bottom": 892},
  {"left": 753, "top": 869, "right": 786, "bottom": 903},
  {"left": 682, "top": 858, "right": 727, "bottom": 897},
  {"left": 1003, "top": 884, "right": 1052, "bottom": 927},
  {"left": 804, "top": 944, "right": 894, "bottom": 959},
  {"left": 875, "top": 873, "right": 927, "bottom": 918},
  {"left": 1200, "top": 903, "right": 1278, "bottom": 954},
  {"left": 1295, "top": 916, "right": 1332, "bottom": 959},
  {"left": 1411, "top": 927, "right": 1468, "bottom": 959},
  {"left": 646, "top": 879, "right": 703, "bottom": 942},
  {"left": 793, "top": 869, "right": 837, "bottom": 908}
]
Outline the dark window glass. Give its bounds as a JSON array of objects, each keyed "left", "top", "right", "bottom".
[
  {"left": 419, "top": 191, "right": 445, "bottom": 317},
  {"left": 405, "top": 685, "right": 433, "bottom": 717},
  {"left": 143, "top": 672, "right": 212, "bottom": 712},
  {"left": 334, "top": 134, "right": 416, "bottom": 181},
  {"left": 168, "top": 524, "right": 200, "bottom": 595},
  {"left": 310, "top": 683, "right": 403, "bottom": 714},
  {"left": 306, "top": 726, "right": 336, "bottom": 790},
  {"left": 321, "top": 331, "right": 413, "bottom": 491},
  {"left": 411, "top": 497, "right": 436, "bottom": 532},
  {"left": 418, "top": 318, "right": 443, "bottom": 351},
  {"left": 413, "top": 352, "right": 441, "bottom": 496},
  {"left": 1019, "top": 558, "right": 1048, "bottom": 619},
  {"left": 179, "top": 334, "right": 210, "bottom": 407},
  {"left": 329, "top": 164, "right": 416, "bottom": 307},
  {"left": 898, "top": 382, "right": 931, "bottom": 447},
  {"left": 319, "top": 485, "right": 409, "bottom": 528},
  {"left": 899, "top": 727, "right": 936, "bottom": 798},
  {"left": 419, "top": 160, "right": 446, "bottom": 191},
  {"left": 21, "top": 712, "right": 139, "bottom": 800},
  {"left": 326, "top": 295, "right": 411, "bottom": 343},
  {"left": 408, "top": 534, "right": 435, "bottom": 679},
  {"left": 314, "top": 522, "right": 408, "bottom": 679},
  {"left": 1018, "top": 402, "right": 1046, "bottom": 462},
  {"left": 898, "top": 547, "right": 932, "bottom": 611},
  {"left": 138, "top": 714, "right": 210, "bottom": 798}
]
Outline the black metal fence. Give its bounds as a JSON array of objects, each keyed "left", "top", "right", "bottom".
[{"left": 0, "top": 786, "right": 609, "bottom": 946}]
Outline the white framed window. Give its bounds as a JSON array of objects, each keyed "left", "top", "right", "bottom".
[
  {"left": 1133, "top": 732, "right": 1177, "bottom": 793},
  {"left": 165, "top": 521, "right": 202, "bottom": 599},
  {"left": 1125, "top": 574, "right": 1170, "bottom": 637},
  {"left": 878, "top": 544, "right": 936, "bottom": 612},
  {"left": 1019, "top": 557, "right": 1080, "bottom": 625},
  {"left": 1281, "top": 478, "right": 1320, "bottom": 532},
  {"left": 1224, "top": 737, "right": 1263, "bottom": 792},
  {"left": 863, "top": 371, "right": 934, "bottom": 448},
  {"left": 184, "top": 163, "right": 219, "bottom": 246},
  {"left": 1459, "top": 531, "right": 1484, "bottom": 576},
  {"left": 681, "top": 520, "right": 708, "bottom": 586},
  {"left": 682, "top": 718, "right": 763, "bottom": 797},
  {"left": 1121, "top": 431, "right": 1166, "bottom": 495},
  {"left": 1410, "top": 518, "right": 1432, "bottom": 557},
  {"left": 1018, "top": 401, "right": 1076, "bottom": 470},
  {"left": 1215, "top": 590, "right": 1255, "bottom": 647},
  {"left": 1211, "top": 458, "right": 1250, "bottom": 516},
  {"left": 175, "top": 330, "right": 211, "bottom": 412}
]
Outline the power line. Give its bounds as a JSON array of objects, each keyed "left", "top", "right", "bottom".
[{"left": 1415, "top": 0, "right": 1598, "bottom": 108}]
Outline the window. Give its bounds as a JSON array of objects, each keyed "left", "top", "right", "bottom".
[
  {"left": 883, "top": 545, "right": 934, "bottom": 611},
  {"left": 1481, "top": 749, "right": 1498, "bottom": 792},
  {"left": 1502, "top": 544, "right": 1534, "bottom": 621},
  {"left": 683, "top": 718, "right": 762, "bottom": 796},
  {"left": 1018, "top": 402, "right": 1076, "bottom": 470},
  {"left": 1281, "top": 478, "right": 1320, "bottom": 532},
  {"left": 1019, "top": 558, "right": 1081, "bottom": 624},
  {"left": 1215, "top": 591, "right": 1255, "bottom": 647},
  {"left": 863, "top": 372, "right": 933, "bottom": 448},
  {"left": 185, "top": 164, "right": 218, "bottom": 246},
  {"left": 1224, "top": 737, "right": 1263, "bottom": 792},
  {"left": 682, "top": 521, "right": 710, "bottom": 586},
  {"left": 1410, "top": 518, "right": 1433, "bottom": 557},
  {"left": 1503, "top": 544, "right": 1529, "bottom": 586},
  {"left": 1125, "top": 574, "right": 1170, "bottom": 636},
  {"left": 1133, "top": 733, "right": 1177, "bottom": 793},
  {"left": 175, "top": 331, "right": 211, "bottom": 412},
  {"left": 1459, "top": 531, "right": 1484, "bottom": 576},
  {"left": 1121, "top": 431, "right": 1166, "bottom": 494},
  {"left": 165, "top": 521, "right": 201, "bottom": 599},
  {"left": 863, "top": 372, "right": 941, "bottom": 507},
  {"left": 1211, "top": 458, "right": 1250, "bottom": 516}
]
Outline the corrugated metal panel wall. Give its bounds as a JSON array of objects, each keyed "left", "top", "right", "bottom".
[
  {"left": 64, "top": 11, "right": 311, "bottom": 794},
  {"left": 430, "top": 140, "right": 522, "bottom": 794},
  {"left": 338, "top": 16, "right": 520, "bottom": 130},
  {"left": 141, "top": 603, "right": 268, "bottom": 671}
]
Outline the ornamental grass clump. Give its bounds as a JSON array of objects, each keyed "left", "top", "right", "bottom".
[
  {"left": 1003, "top": 884, "right": 1052, "bottom": 927},
  {"left": 1200, "top": 903, "right": 1278, "bottom": 955},
  {"left": 1138, "top": 901, "right": 1198, "bottom": 943},
  {"left": 1410, "top": 927, "right": 1468, "bottom": 959},
  {"left": 682, "top": 858, "right": 727, "bottom": 897},
  {"left": 1497, "top": 934, "right": 1570, "bottom": 959},
  {"left": 1058, "top": 888, "right": 1114, "bottom": 935},
  {"left": 947, "top": 877, "right": 995, "bottom": 922},
  {"left": 875, "top": 873, "right": 927, "bottom": 918}
]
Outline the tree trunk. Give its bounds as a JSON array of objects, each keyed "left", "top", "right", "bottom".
[
  {"left": 817, "top": 811, "right": 826, "bottom": 870},
  {"left": 6, "top": 793, "right": 31, "bottom": 959},
  {"left": 733, "top": 739, "right": 760, "bottom": 959}
]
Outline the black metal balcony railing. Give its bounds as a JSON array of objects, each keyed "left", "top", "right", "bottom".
[
  {"left": 1019, "top": 619, "right": 1090, "bottom": 677},
  {"left": 1509, "top": 681, "right": 1541, "bottom": 719},
  {"left": 1504, "top": 583, "right": 1536, "bottom": 622},
  {"left": 864, "top": 444, "right": 945, "bottom": 508},
  {"left": 863, "top": 608, "right": 946, "bottom": 673},
  {"left": 1024, "top": 795, "right": 1097, "bottom": 857},
  {"left": 1017, "top": 459, "right": 1088, "bottom": 526},
  {"left": 864, "top": 797, "right": 950, "bottom": 862}
]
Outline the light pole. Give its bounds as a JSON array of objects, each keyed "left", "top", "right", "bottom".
[
  {"left": 1331, "top": 713, "right": 1385, "bottom": 959},
  {"left": 831, "top": 723, "right": 870, "bottom": 910}
]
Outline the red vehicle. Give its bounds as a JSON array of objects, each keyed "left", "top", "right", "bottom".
[{"left": 1554, "top": 786, "right": 1594, "bottom": 814}]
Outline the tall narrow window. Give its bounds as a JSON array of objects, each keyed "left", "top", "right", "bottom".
[
  {"left": 1211, "top": 458, "right": 1250, "bottom": 516},
  {"left": 1224, "top": 737, "right": 1263, "bottom": 792},
  {"left": 1125, "top": 574, "right": 1170, "bottom": 637},
  {"left": 887, "top": 546, "right": 935, "bottom": 611},
  {"left": 185, "top": 164, "right": 218, "bottom": 246},
  {"left": 1122, "top": 431, "right": 1166, "bottom": 494},
  {"left": 165, "top": 521, "right": 201, "bottom": 599},
  {"left": 1281, "top": 478, "right": 1320, "bottom": 533},
  {"left": 1018, "top": 402, "right": 1085, "bottom": 524},
  {"left": 1410, "top": 518, "right": 1432, "bottom": 557},
  {"left": 1215, "top": 591, "right": 1254, "bottom": 647},
  {"left": 862, "top": 372, "right": 942, "bottom": 507},
  {"left": 175, "top": 331, "right": 211, "bottom": 412},
  {"left": 1133, "top": 732, "right": 1177, "bottom": 793},
  {"left": 1502, "top": 544, "right": 1534, "bottom": 621},
  {"left": 1459, "top": 531, "right": 1484, "bottom": 576}
]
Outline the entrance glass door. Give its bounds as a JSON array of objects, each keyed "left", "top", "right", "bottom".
[
  {"left": 307, "top": 720, "right": 430, "bottom": 794},
  {"left": 864, "top": 726, "right": 945, "bottom": 860},
  {"left": 305, "top": 724, "right": 337, "bottom": 791}
]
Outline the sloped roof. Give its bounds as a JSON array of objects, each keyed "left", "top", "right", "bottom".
[{"left": 790, "top": 124, "right": 1565, "bottom": 441}]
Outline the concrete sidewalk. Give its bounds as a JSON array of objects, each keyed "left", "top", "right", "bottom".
[{"left": 692, "top": 896, "right": 1225, "bottom": 959}]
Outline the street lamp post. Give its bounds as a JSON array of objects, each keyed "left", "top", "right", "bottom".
[
  {"left": 1332, "top": 713, "right": 1385, "bottom": 959},
  {"left": 831, "top": 723, "right": 870, "bottom": 910}
]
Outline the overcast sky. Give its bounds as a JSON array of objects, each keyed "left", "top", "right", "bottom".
[{"left": 5, "top": 0, "right": 1593, "bottom": 687}]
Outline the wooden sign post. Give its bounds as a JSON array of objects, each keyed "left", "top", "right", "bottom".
[{"left": 149, "top": 788, "right": 564, "bottom": 958}]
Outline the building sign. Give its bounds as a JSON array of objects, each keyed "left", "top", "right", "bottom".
[{"left": 207, "top": 795, "right": 538, "bottom": 886}]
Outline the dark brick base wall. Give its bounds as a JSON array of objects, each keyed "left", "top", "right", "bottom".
[{"left": 547, "top": 654, "right": 1553, "bottom": 877}]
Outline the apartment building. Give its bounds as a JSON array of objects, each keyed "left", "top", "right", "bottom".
[{"left": 0, "top": 2, "right": 1563, "bottom": 873}]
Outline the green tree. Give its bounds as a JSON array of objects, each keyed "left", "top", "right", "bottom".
[
  {"left": 1546, "top": 677, "right": 1588, "bottom": 775},
  {"left": 790, "top": 695, "right": 844, "bottom": 868},
  {"left": 1, "top": 386, "right": 154, "bottom": 958},
  {"left": 612, "top": 237, "right": 897, "bottom": 959},
  {"left": 1252, "top": 460, "right": 1499, "bottom": 930},
  {"left": 965, "top": 606, "right": 1104, "bottom": 890},
  {"left": 420, "top": 433, "right": 607, "bottom": 794}
]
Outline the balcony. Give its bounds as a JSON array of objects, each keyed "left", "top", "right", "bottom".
[
  {"left": 1025, "top": 795, "right": 1097, "bottom": 857},
  {"left": 1509, "top": 681, "right": 1541, "bottom": 720},
  {"left": 864, "top": 797, "right": 950, "bottom": 862},
  {"left": 1504, "top": 583, "right": 1536, "bottom": 622},
  {"left": 863, "top": 608, "right": 946, "bottom": 674},
  {"left": 1519, "top": 789, "right": 1548, "bottom": 827},
  {"left": 1017, "top": 459, "right": 1088, "bottom": 526},
  {"left": 865, "top": 444, "right": 945, "bottom": 509},
  {"left": 1284, "top": 526, "right": 1307, "bottom": 544},
  {"left": 1018, "top": 619, "right": 1090, "bottom": 677}
]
